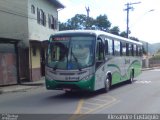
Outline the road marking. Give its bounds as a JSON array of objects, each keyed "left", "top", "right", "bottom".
[
  {"left": 74, "top": 99, "right": 84, "bottom": 114},
  {"left": 81, "top": 107, "right": 92, "bottom": 110},
  {"left": 74, "top": 100, "right": 120, "bottom": 120},
  {"left": 69, "top": 94, "right": 119, "bottom": 120},
  {"left": 85, "top": 99, "right": 119, "bottom": 114},
  {"left": 84, "top": 101, "right": 102, "bottom": 106},
  {"left": 69, "top": 99, "right": 84, "bottom": 120},
  {"left": 92, "top": 98, "right": 108, "bottom": 102},
  {"left": 135, "top": 81, "right": 151, "bottom": 84}
]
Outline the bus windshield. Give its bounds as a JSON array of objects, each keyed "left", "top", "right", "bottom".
[{"left": 47, "top": 36, "right": 95, "bottom": 70}]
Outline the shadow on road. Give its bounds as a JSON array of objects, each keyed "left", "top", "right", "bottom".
[
  {"left": 46, "top": 79, "right": 138, "bottom": 101},
  {"left": 111, "top": 79, "right": 137, "bottom": 91}
]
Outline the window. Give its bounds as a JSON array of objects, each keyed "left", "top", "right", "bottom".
[
  {"left": 105, "top": 39, "right": 108, "bottom": 55},
  {"left": 32, "top": 47, "right": 36, "bottom": 56},
  {"left": 96, "top": 39, "right": 104, "bottom": 61},
  {"left": 48, "top": 15, "right": 54, "bottom": 29},
  {"left": 48, "top": 15, "right": 58, "bottom": 29},
  {"left": 139, "top": 46, "right": 143, "bottom": 56},
  {"left": 137, "top": 46, "right": 142, "bottom": 56},
  {"left": 133, "top": 44, "right": 137, "bottom": 56},
  {"left": 136, "top": 45, "right": 139, "bottom": 56},
  {"left": 108, "top": 39, "right": 113, "bottom": 55},
  {"left": 127, "top": 43, "right": 133, "bottom": 56},
  {"left": 37, "top": 8, "right": 46, "bottom": 26},
  {"left": 121, "top": 42, "right": 126, "bottom": 56},
  {"left": 54, "top": 19, "right": 58, "bottom": 29},
  {"left": 96, "top": 38, "right": 104, "bottom": 68},
  {"left": 114, "top": 40, "right": 120, "bottom": 56},
  {"left": 31, "top": 5, "right": 35, "bottom": 14}
]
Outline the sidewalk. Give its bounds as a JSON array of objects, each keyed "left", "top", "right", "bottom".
[
  {"left": 142, "top": 67, "right": 153, "bottom": 71},
  {"left": 142, "top": 66, "right": 160, "bottom": 71},
  {"left": 0, "top": 78, "right": 45, "bottom": 95}
]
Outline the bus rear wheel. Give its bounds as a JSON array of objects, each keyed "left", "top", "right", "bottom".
[
  {"left": 103, "top": 77, "right": 110, "bottom": 93},
  {"left": 128, "top": 70, "right": 134, "bottom": 84}
]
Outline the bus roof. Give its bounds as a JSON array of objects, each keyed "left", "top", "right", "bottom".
[{"left": 51, "top": 30, "right": 142, "bottom": 45}]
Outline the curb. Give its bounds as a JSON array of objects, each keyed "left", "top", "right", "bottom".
[
  {"left": 20, "top": 83, "right": 44, "bottom": 86},
  {"left": 0, "top": 85, "right": 43, "bottom": 95},
  {"left": 0, "top": 89, "right": 2, "bottom": 94},
  {"left": 142, "top": 67, "right": 160, "bottom": 71},
  {"left": 142, "top": 68, "right": 153, "bottom": 71}
]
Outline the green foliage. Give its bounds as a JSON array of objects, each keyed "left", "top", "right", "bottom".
[
  {"left": 150, "top": 48, "right": 160, "bottom": 60},
  {"left": 119, "top": 31, "right": 127, "bottom": 38},
  {"left": 59, "top": 14, "right": 111, "bottom": 31},
  {"left": 59, "top": 14, "right": 87, "bottom": 30},
  {"left": 150, "top": 54, "right": 160, "bottom": 60},
  {"left": 109, "top": 26, "right": 120, "bottom": 35},
  {"left": 95, "top": 14, "right": 111, "bottom": 31},
  {"left": 59, "top": 14, "right": 140, "bottom": 42},
  {"left": 156, "top": 48, "right": 160, "bottom": 54},
  {"left": 129, "top": 36, "right": 139, "bottom": 41}
]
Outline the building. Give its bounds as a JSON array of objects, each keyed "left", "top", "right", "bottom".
[{"left": 0, "top": 0, "right": 64, "bottom": 85}]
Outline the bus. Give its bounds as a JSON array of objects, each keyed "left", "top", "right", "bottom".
[{"left": 45, "top": 30, "right": 142, "bottom": 93}]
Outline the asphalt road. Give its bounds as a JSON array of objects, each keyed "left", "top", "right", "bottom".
[{"left": 0, "top": 69, "right": 160, "bottom": 119}]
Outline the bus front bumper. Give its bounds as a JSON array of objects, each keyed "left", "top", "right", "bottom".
[{"left": 45, "top": 77, "right": 94, "bottom": 91}]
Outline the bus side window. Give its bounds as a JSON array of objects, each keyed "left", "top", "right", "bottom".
[
  {"left": 96, "top": 38, "right": 104, "bottom": 68},
  {"left": 126, "top": 43, "right": 129, "bottom": 56},
  {"left": 128, "top": 44, "right": 133, "bottom": 56},
  {"left": 108, "top": 39, "right": 113, "bottom": 55},
  {"left": 133, "top": 44, "right": 137, "bottom": 56},
  {"left": 136, "top": 45, "right": 139, "bottom": 56},
  {"left": 122, "top": 42, "right": 126, "bottom": 56},
  {"left": 105, "top": 40, "right": 108, "bottom": 55},
  {"left": 139, "top": 46, "right": 143, "bottom": 56},
  {"left": 114, "top": 40, "right": 120, "bottom": 56},
  {"left": 112, "top": 40, "right": 115, "bottom": 55}
]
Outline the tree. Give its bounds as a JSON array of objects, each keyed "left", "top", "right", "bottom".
[
  {"left": 95, "top": 14, "right": 111, "bottom": 32},
  {"left": 129, "top": 36, "right": 139, "bottom": 41},
  {"left": 109, "top": 26, "right": 120, "bottom": 35},
  {"left": 156, "top": 49, "right": 160, "bottom": 54},
  {"left": 119, "top": 31, "right": 127, "bottom": 38},
  {"left": 59, "top": 14, "right": 96, "bottom": 30},
  {"left": 59, "top": 14, "right": 87, "bottom": 30},
  {"left": 59, "top": 14, "right": 111, "bottom": 31},
  {"left": 59, "top": 22, "right": 70, "bottom": 31}
]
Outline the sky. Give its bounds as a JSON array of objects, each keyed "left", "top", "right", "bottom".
[{"left": 58, "top": 0, "right": 160, "bottom": 44}]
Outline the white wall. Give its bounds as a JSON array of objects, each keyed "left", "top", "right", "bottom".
[
  {"left": 28, "top": 0, "right": 59, "bottom": 41},
  {"left": 0, "top": 0, "right": 29, "bottom": 46}
]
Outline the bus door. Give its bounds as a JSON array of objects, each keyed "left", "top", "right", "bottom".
[{"left": 95, "top": 38, "right": 105, "bottom": 90}]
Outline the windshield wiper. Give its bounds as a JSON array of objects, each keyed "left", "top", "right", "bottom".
[{"left": 71, "top": 48, "right": 82, "bottom": 71}]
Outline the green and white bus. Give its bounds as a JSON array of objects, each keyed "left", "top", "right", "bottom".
[{"left": 45, "top": 30, "right": 142, "bottom": 93}]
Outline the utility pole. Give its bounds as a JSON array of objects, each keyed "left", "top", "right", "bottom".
[
  {"left": 85, "top": 6, "right": 90, "bottom": 29},
  {"left": 124, "top": 2, "right": 141, "bottom": 38}
]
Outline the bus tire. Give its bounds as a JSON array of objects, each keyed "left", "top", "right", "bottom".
[
  {"left": 65, "top": 90, "right": 73, "bottom": 94},
  {"left": 103, "top": 77, "right": 111, "bottom": 93},
  {"left": 128, "top": 70, "right": 134, "bottom": 84}
]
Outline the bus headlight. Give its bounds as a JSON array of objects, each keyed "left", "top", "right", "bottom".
[
  {"left": 45, "top": 71, "right": 54, "bottom": 81},
  {"left": 81, "top": 75, "right": 93, "bottom": 81}
]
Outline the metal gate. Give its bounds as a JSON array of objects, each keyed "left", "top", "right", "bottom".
[{"left": 0, "top": 43, "right": 17, "bottom": 85}]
